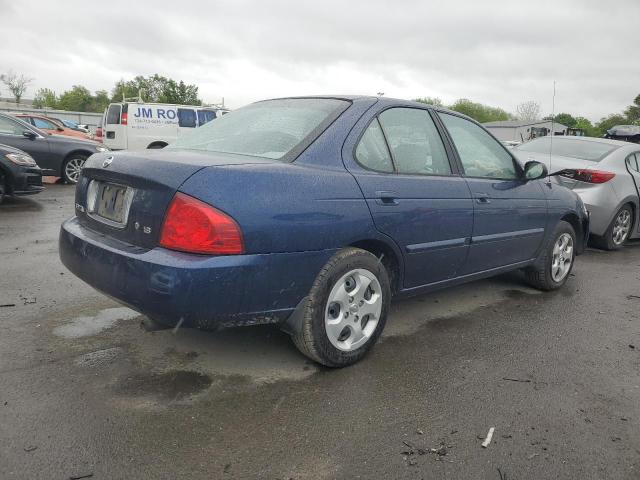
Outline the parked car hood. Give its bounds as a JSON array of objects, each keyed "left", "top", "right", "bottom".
[{"left": 0, "top": 142, "right": 31, "bottom": 156}]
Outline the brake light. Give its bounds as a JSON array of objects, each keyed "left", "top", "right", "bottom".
[
  {"left": 121, "top": 112, "right": 128, "bottom": 126},
  {"left": 560, "top": 169, "right": 615, "bottom": 184},
  {"left": 159, "top": 193, "right": 244, "bottom": 255}
]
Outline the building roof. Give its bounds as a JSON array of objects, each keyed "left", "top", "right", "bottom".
[{"left": 483, "top": 120, "right": 567, "bottom": 129}]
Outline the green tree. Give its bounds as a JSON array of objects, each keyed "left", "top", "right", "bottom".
[
  {"left": 573, "top": 117, "right": 598, "bottom": 137},
  {"left": 32, "top": 88, "right": 58, "bottom": 109},
  {"left": 449, "top": 98, "right": 511, "bottom": 123},
  {"left": 91, "top": 90, "right": 110, "bottom": 112},
  {"left": 549, "top": 113, "right": 577, "bottom": 128},
  {"left": 624, "top": 94, "right": 640, "bottom": 124},
  {"left": 413, "top": 97, "right": 444, "bottom": 107},
  {"left": 111, "top": 74, "right": 201, "bottom": 105},
  {"left": 57, "top": 85, "right": 93, "bottom": 111}
]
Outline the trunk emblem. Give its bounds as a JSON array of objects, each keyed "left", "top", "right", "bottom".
[{"left": 102, "top": 156, "right": 114, "bottom": 168}]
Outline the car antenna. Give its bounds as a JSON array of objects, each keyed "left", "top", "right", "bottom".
[{"left": 548, "top": 80, "right": 556, "bottom": 185}]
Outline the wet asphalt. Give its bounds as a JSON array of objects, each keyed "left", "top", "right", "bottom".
[{"left": 1, "top": 184, "right": 639, "bottom": 480}]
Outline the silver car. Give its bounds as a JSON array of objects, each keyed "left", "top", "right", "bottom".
[{"left": 514, "top": 136, "right": 640, "bottom": 250}]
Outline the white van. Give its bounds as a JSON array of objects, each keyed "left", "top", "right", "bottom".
[{"left": 103, "top": 102, "right": 229, "bottom": 150}]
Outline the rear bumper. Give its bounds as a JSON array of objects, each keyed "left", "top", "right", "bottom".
[{"left": 59, "top": 217, "right": 335, "bottom": 329}]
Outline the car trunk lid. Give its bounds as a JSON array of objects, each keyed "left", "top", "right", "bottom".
[{"left": 75, "top": 149, "right": 275, "bottom": 249}]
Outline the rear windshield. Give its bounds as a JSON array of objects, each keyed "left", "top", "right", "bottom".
[
  {"left": 169, "top": 98, "right": 349, "bottom": 160},
  {"left": 106, "top": 104, "right": 121, "bottom": 125},
  {"left": 517, "top": 137, "right": 619, "bottom": 162}
]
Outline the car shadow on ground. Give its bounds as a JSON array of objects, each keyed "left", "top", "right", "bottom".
[{"left": 0, "top": 195, "right": 44, "bottom": 212}]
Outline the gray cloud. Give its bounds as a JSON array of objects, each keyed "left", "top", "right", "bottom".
[{"left": 1, "top": 0, "right": 638, "bottom": 120}]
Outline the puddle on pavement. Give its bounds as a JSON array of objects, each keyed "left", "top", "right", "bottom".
[
  {"left": 116, "top": 370, "right": 213, "bottom": 400},
  {"left": 54, "top": 307, "right": 140, "bottom": 338}
]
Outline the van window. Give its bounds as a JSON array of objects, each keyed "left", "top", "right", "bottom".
[
  {"left": 106, "top": 104, "right": 121, "bottom": 125},
  {"left": 178, "top": 108, "right": 197, "bottom": 128},
  {"left": 198, "top": 110, "right": 216, "bottom": 126}
]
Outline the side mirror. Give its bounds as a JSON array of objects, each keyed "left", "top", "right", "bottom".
[
  {"left": 524, "top": 161, "right": 548, "bottom": 180},
  {"left": 57, "top": 126, "right": 64, "bottom": 132},
  {"left": 23, "top": 130, "right": 37, "bottom": 140}
]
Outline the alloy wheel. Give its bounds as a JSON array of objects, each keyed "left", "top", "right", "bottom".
[
  {"left": 612, "top": 209, "right": 631, "bottom": 246},
  {"left": 325, "top": 268, "right": 382, "bottom": 351},
  {"left": 551, "top": 233, "right": 574, "bottom": 282},
  {"left": 64, "top": 158, "right": 85, "bottom": 183}
]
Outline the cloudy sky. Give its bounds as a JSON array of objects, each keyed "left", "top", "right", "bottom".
[{"left": 2, "top": 0, "right": 638, "bottom": 121}]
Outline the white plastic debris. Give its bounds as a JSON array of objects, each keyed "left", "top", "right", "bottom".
[{"left": 481, "top": 427, "right": 495, "bottom": 448}]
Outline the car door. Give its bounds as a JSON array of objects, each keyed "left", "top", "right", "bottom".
[
  {"left": 625, "top": 152, "right": 640, "bottom": 235},
  {"left": 0, "top": 115, "right": 52, "bottom": 167},
  {"left": 344, "top": 106, "right": 474, "bottom": 289},
  {"left": 438, "top": 112, "right": 548, "bottom": 274}
]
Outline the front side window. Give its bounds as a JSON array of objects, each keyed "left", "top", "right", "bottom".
[
  {"left": 178, "top": 108, "right": 197, "bottom": 128},
  {"left": 169, "top": 98, "right": 349, "bottom": 160},
  {"left": 379, "top": 108, "right": 451, "bottom": 175},
  {"left": 440, "top": 113, "right": 517, "bottom": 179},
  {"left": 0, "top": 116, "right": 25, "bottom": 135},
  {"left": 355, "top": 119, "right": 393, "bottom": 173}
]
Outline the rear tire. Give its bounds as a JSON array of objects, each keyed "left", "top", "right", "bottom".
[
  {"left": 525, "top": 220, "right": 576, "bottom": 291},
  {"left": 62, "top": 154, "right": 88, "bottom": 184},
  {"left": 292, "top": 247, "right": 391, "bottom": 367},
  {"left": 591, "top": 205, "right": 633, "bottom": 251}
]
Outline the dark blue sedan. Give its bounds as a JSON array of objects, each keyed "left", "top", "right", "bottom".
[{"left": 59, "top": 96, "right": 589, "bottom": 367}]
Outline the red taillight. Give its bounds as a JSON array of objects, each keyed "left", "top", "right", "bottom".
[
  {"left": 159, "top": 193, "right": 244, "bottom": 255},
  {"left": 561, "top": 169, "right": 615, "bottom": 184},
  {"left": 121, "top": 112, "right": 128, "bottom": 126}
]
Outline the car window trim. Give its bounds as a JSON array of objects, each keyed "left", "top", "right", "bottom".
[
  {"left": 435, "top": 109, "right": 525, "bottom": 180},
  {"left": 352, "top": 105, "right": 460, "bottom": 177},
  {"left": 353, "top": 117, "right": 395, "bottom": 174}
]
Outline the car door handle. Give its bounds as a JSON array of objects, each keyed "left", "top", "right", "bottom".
[
  {"left": 374, "top": 191, "right": 399, "bottom": 206},
  {"left": 475, "top": 193, "right": 491, "bottom": 204}
]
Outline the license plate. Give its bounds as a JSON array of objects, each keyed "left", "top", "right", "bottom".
[{"left": 87, "top": 181, "right": 133, "bottom": 227}]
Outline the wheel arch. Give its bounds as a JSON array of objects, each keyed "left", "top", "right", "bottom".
[
  {"left": 349, "top": 237, "right": 403, "bottom": 295},
  {"left": 61, "top": 150, "right": 92, "bottom": 175}
]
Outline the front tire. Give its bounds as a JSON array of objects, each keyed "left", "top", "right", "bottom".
[
  {"left": 0, "top": 173, "right": 6, "bottom": 204},
  {"left": 525, "top": 220, "right": 576, "bottom": 291},
  {"left": 292, "top": 247, "right": 391, "bottom": 367},
  {"left": 591, "top": 205, "right": 633, "bottom": 251},
  {"left": 62, "top": 155, "right": 88, "bottom": 184}
]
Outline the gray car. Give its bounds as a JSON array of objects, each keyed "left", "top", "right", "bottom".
[
  {"left": 514, "top": 136, "right": 640, "bottom": 250},
  {"left": 0, "top": 113, "right": 109, "bottom": 183}
]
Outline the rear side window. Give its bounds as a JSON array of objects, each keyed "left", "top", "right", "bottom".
[
  {"left": 355, "top": 119, "right": 393, "bottom": 173},
  {"left": 106, "top": 104, "right": 121, "bottom": 125},
  {"left": 628, "top": 153, "right": 640, "bottom": 172},
  {"left": 379, "top": 108, "right": 451, "bottom": 176},
  {"left": 178, "top": 108, "right": 197, "bottom": 128},
  {"left": 440, "top": 113, "right": 517, "bottom": 179},
  {"left": 197, "top": 110, "right": 216, "bottom": 126}
]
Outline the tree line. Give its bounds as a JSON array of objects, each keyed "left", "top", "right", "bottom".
[
  {"left": 0, "top": 71, "right": 202, "bottom": 112},
  {"left": 414, "top": 95, "right": 640, "bottom": 137}
]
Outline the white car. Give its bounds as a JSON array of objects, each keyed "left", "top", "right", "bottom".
[
  {"left": 514, "top": 136, "right": 640, "bottom": 250},
  {"left": 103, "top": 102, "right": 229, "bottom": 151}
]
